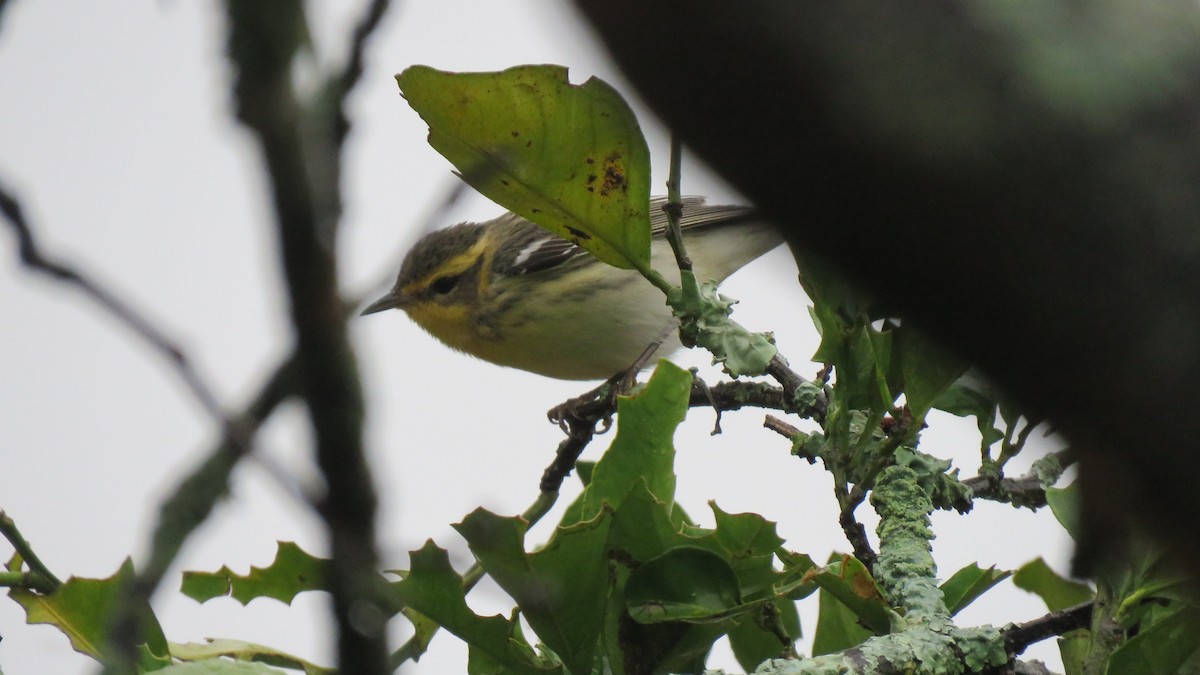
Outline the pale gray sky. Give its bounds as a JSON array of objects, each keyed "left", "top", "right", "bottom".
[{"left": 0, "top": 2, "right": 1072, "bottom": 673}]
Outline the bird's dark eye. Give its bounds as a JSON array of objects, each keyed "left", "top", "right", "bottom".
[{"left": 430, "top": 274, "right": 460, "bottom": 295}]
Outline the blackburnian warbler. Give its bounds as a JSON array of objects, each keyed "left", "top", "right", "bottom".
[{"left": 361, "top": 197, "right": 781, "bottom": 380}]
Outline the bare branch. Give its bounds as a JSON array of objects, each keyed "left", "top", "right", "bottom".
[
  {"left": 221, "top": 1, "right": 396, "bottom": 672},
  {"left": 763, "top": 414, "right": 801, "bottom": 439},
  {"left": 328, "top": 0, "right": 393, "bottom": 146},
  {"left": 1003, "top": 601, "right": 1092, "bottom": 657},
  {"left": 837, "top": 485, "right": 878, "bottom": 570},
  {"left": 540, "top": 377, "right": 816, "bottom": 492}
]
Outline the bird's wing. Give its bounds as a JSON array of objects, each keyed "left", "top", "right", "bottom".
[
  {"left": 504, "top": 197, "right": 756, "bottom": 275},
  {"left": 648, "top": 196, "right": 756, "bottom": 236}
]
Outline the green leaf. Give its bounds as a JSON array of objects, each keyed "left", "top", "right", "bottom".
[
  {"left": 626, "top": 547, "right": 742, "bottom": 623},
  {"left": 394, "top": 541, "right": 559, "bottom": 675},
  {"left": 776, "top": 551, "right": 820, "bottom": 602},
  {"left": 181, "top": 542, "right": 326, "bottom": 606},
  {"left": 685, "top": 506, "right": 789, "bottom": 601},
  {"left": 602, "top": 487, "right": 801, "bottom": 673},
  {"left": 727, "top": 601, "right": 800, "bottom": 671},
  {"left": 1045, "top": 483, "right": 1082, "bottom": 542},
  {"left": 397, "top": 64, "right": 651, "bottom": 270},
  {"left": 8, "top": 558, "right": 169, "bottom": 664},
  {"left": 808, "top": 556, "right": 892, "bottom": 636},
  {"left": 155, "top": 661, "right": 288, "bottom": 674},
  {"left": 898, "top": 326, "right": 968, "bottom": 418},
  {"left": 140, "top": 644, "right": 174, "bottom": 671},
  {"left": 1013, "top": 557, "right": 1093, "bottom": 611},
  {"left": 811, "top": 583, "right": 874, "bottom": 656},
  {"left": 606, "top": 482, "right": 689, "bottom": 564},
  {"left": 939, "top": 563, "right": 1012, "bottom": 616},
  {"left": 836, "top": 321, "right": 893, "bottom": 413},
  {"left": 1113, "top": 549, "right": 1194, "bottom": 630},
  {"left": 1059, "top": 631, "right": 1090, "bottom": 675},
  {"left": 468, "top": 615, "right": 562, "bottom": 675},
  {"left": 795, "top": 248, "right": 874, "bottom": 323},
  {"left": 169, "top": 640, "right": 332, "bottom": 675},
  {"left": 707, "top": 505, "right": 784, "bottom": 555},
  {"left": 575, "top": 460, "right": 596, "bottom": 487},
  {"left": 1105, "top": 605, "right": 1200, "bottom": 675},
  {"left": 399, "top": 607, "right": 440, "bottom": 663},
  {"left": 930, "top": 380, "right": 1005, "bottom": 447},
  {"left": 579, "top": 361, "right": 692, "bottom": 520},
  {"left": 454, "top": 508, "right": 611, "bottom": 675}
]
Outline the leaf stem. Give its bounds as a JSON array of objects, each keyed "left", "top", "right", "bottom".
[
  {"left": 0, "top": 511, "right": 61, "bottom": 591},
  {"left": 663, "top": 134, "right": 691, "bottom": 272}
]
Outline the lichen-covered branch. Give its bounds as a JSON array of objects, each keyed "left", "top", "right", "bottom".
[
  {"left": 541, "top": 378, "right": 820, "bottom": 492},
  {"left": 727, "top": 467, "right": 1008, "bottom": 674},
  {"left": 964, "top": 450, "right": 1073, "bottom": 510}
]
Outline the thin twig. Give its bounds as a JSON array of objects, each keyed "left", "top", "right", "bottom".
[
  {"left": 1003, "top": 601, "right": 1093, "bottom": 656},
  {"left": 539, "top": 378, "right": 812, "bottom": 491},
  {"left": 836, "top": 487, "right": 878, "bottom": 570},
  {"left": 963, "top": 449, "right": 1073, "bottom": 509},
  {"left": 766, "top": 354, "right": 828, "bottom": 420},
  {"left": 962, "top": 474, "right": 1048, "bottom": 509},
  {"left": 541, "top": 415, "right": 601, "bottom": 493},
  {"left": 329, "top": 0, "right": 392, "bottom": 145},
  {"left": 663, "top": 133, "right": 691, "bottom": 271},
  {"left": 763, "top": 414, "right": 802, "bottom": 439}
]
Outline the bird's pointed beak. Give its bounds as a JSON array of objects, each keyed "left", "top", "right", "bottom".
[{"left": 360, "top": 290, "right": 403, "bottom": 316}]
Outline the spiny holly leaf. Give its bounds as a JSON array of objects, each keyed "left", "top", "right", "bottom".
[
  {"left": 681, "top": 505, "right": 787, "bottom": 598},
  {"left": 455, "top": 508, "right": 611, "bottom": 675},
  {"left": 397, "top": 64, "right": 651, "bottom": 271},
  {"left": 705, "top": 504, "right": 786, "bottom": 556},
  {"left": 394, "top": 541, "right": 559, "bottom": 675},
  {"left": 8, "top": 558, "right": 169, "bottom": 664},
  {"left": 579, "top": 360, "right": 692, "bottom": 520},
  {"left": 606, "top": 490, "right": 802, "bottom": 669},
  {"left": 181, "top": 542, "right": 327, "bottom": 606}
]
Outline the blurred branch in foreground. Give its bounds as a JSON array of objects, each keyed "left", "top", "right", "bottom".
[{"left": 574, "top": 0, "right": 1200, "bottom": 571}]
